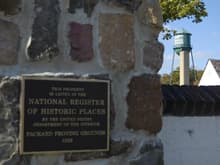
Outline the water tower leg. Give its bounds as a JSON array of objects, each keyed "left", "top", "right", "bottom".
[{"left": 180, "top": 51, "right": 190, "bottom": 85}]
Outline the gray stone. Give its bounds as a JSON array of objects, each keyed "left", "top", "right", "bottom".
[
  {"left": 0, "top": 19, "right": 19, "bottom": 65},
  {"left": 87, "top": 74, "right": 110, "bottom": 80},
  {"left": 105, "top": 0, "right": 142, "bottom": 11},
  {"left": 143, "top": 41, "right": 164, "bottom": 72},
  {"left": 0, "top": 136, "right": 18, "bottom": 164},
  {"left": 2, "top": 154, "right": 31, "bottom": 165},
  {"left": 68, "top": 0, "right": 98, "bottom": 17},
  {"left": 0, "top": 142, "right": 14, "bottom": 160},
  {"left": 0, "top": 78, "right": 20, "bottom": 131},
  {"left": 139, "top": 140, "right": 163, "bottom": 154},
  {"left": 0, "top": 0, "right": 21, "bottom": 15},
  {"left": 129, "top": 139, "right": 163, "bottom": 165},
  {"left": 0, "top": 78, "right": 20, "bottom": 104},
  {"left": 27, "top": 0, "right": 60, "bottom": 61},
  {"left": 109, "top": 140, "right": 131, "bottom": 156},
  {"left": 64, "top": 139, "right": 131, "bottom": 161},
  {"left": 0, "top": 78, "right": 20, "bottom": 164},
  {"left": 129, "top": 150, "right": 163, "bottom": 165},
  {"left": 0, "top": 119, "right": 9, "bottom": 133}
]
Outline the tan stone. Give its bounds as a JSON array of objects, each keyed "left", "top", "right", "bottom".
[
  {"left": 0, "top": 19, "right": 19, "bottom": 65},
  {"left": 99, "top": 14, "right": 135, "bottom": 72},
  {"left": 136, "top": 0, "right": 163, "bottom": 39},
  {"left": 137, "top": 0, "right": 163, "bottom": 28},
  {"left": 126, "top": 74, "right": 162, "bottom": 134},
  {"left": 143, "top": 41, "right": 164, "bottom": 72}
]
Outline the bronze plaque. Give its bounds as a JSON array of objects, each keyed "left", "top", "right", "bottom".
[{"left": 20, "top": 76, "right": 110, "bottom": 155}]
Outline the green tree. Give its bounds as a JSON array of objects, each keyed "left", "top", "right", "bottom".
[
  {"left": 161, "top": 67, "right": 204, "bottom": 85},
  {"left": 160, "top": 0, "right": 208, "bottom": 39},
  {"left": 192, "top": 70, "right": 204, "bottom": 85},
  {"left": 160, "top": 73, "right": 170, "bottom": 85}
]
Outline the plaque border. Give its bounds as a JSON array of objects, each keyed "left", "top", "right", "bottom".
[{"left": 19, "top": 76, "right": 110, "bottom": 155}]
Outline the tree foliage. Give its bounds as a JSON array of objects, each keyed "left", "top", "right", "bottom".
[
  {"left": 160, "top": 0, "right": 208, "bottom": 39},
  {"left": 161, "top": 67, "right": 204, "bottom": 85}
]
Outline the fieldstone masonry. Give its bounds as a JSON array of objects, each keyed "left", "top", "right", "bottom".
[
  {"left": 0, "top": 78, "right": 20, "bottom": 163},
  {"left": 0, "top": 19, "right": 20, "bottom": 65},
  {"left": 0, "top": 0, "right": 21, "bottom": 15},
  {"left": 143, "top": 41, "right": 164, "bottom": 72},
  {"left": 126, "top": 74, "right": 162, "bottom": 134},
  {"left": 99, "top": 14, "right": 135, "bottom": 72},
  {"left": 68, "top": 22, "right": 94, "bottom": 62},
  {"left": 68, "top": 0, "right": 99, "bottom": 17},
  {"left": 0, "top": 0, "right": 164, "bottom": 165},
  {"left": 27, "top": 0, "right": 60, "bottom": 61}
]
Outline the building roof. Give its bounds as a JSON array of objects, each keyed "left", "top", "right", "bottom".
[
  {"left": 210, "top": 59, "right": 220, "bottom": 77},
  {"left": 162, "top": 85, "right": 220, "bottom": 116}
]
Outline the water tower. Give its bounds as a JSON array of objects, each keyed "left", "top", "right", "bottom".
[{"left": 173, "top": 29, "right": 194, "bottom": 85}]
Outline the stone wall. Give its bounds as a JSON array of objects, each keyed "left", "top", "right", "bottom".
[{"left": 0, "top": 0, "right": 164, "bottom": 164}]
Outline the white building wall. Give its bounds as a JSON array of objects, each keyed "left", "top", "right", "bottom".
[
  {"left": 159, "top": 117, "right": 220, "bottom": 165},
  {"left": 199, "top": 61, "right": 220, "bottom": 86}
]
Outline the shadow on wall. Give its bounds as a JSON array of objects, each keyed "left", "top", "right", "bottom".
[
  {"left": 0, "top": 0, "right": 21, "bottom": 15},
  {"left": 162, "top": 85, "right": 220, "bottom": 116}
]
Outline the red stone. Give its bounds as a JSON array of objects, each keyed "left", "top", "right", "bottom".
[
  {"left": 126, "top": 74, "right": 162, "bottom": 134},
  {"left": 69, "top": 22, "right": 94, "bottom": 62}
]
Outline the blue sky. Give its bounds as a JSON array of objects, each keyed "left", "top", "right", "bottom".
[{"left": 159, "top": 0, "right": 220, "bottom": 74}]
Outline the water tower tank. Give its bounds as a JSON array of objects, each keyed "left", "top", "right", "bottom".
[{"left": 174, "top": 29, "right": 192, "bottom": 55}]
